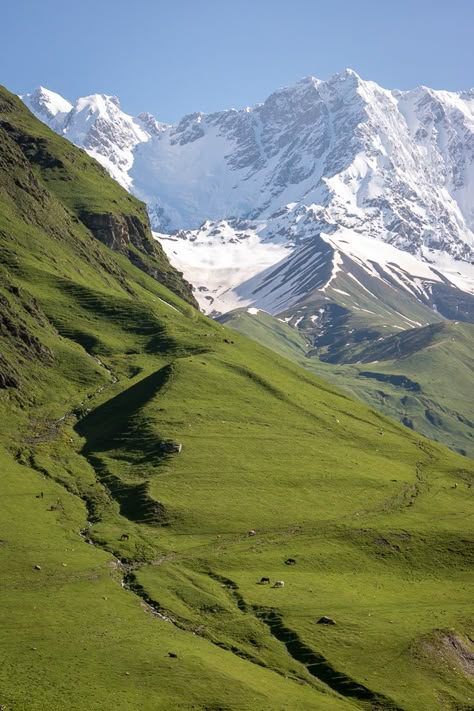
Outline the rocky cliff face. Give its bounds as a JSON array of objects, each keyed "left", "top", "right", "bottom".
[
  {"left": 78, "top": 211, "right": 154, "bottom": 254},
  {"left": 77, "top": 210, "right": 196, "bottom": 306}
]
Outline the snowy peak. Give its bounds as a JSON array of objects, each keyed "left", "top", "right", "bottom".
[
  {"left": 135, "top": 112, "right": 168, "bottom": 136},
  {"left": 22, "top": 86, "right": 73, "bottom": 127},
  {"left": 73, "top": 93, "right": 122, "bottom": 118},
  {"left": 22, "top": 88, "right": 154, "bottom": 188},
  {"left": 66, "top": 94, "right": 147, "bottom": 146}
]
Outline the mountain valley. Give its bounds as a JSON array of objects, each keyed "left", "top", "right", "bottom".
[{"left": 0, "top": 70, "right": 472, "bottom": 711}]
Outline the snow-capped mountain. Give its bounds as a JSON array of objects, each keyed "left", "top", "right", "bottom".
[
  {"left": 22, "top": 86, "right": 73, "bottom": 129},
  {"left": 22, "top": 87, "right": 168, "bottom": 191},
  {"left": 21, "top": 71, "right": 474, "bottom": 322}
]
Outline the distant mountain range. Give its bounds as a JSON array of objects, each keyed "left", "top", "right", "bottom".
[{"left": 22, "top": 71, "right": 474, "bottom": 319}]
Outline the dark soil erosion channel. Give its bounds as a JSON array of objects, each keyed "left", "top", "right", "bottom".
[
  {"left": 208, "top": 571, "right": 249, "bottom": 612},
  {"left": 210, "top": 572, "right": 401, "bottom": 709},
  {"left": 256, "top": 609, "right": 402, "bottom": 709},
  {"left": 121, "top": 569, "right": 175, "bottom": 624}
]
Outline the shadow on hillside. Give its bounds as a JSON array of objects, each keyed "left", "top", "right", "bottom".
[
  {"left": 256, "top": 609, "right": 402, "bottom": 708},
  {"left": 75, "top": 366, "right": 173, "bottom": 525},
  {"left": 59, "top": 280, "right": 178, "bottom": 355},
  {"left": 75, "top": 365, "right": 172, "bottom": 458}
]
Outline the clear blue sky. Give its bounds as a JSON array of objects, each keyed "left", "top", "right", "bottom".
[{"left": 2, "top": 0, "right": 473, "bottom": 122}]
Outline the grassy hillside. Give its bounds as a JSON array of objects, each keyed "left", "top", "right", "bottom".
[
  {"left": 220, "top": 309, "right": 474, "bottom": 459},
  {"left": 1, "top": 86, "right": 473, "bottom": 711},
  {"left": 0, "top": 86, "right": 196, "bottom": 307}
]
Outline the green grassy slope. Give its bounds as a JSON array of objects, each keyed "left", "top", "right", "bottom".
[
  {"left": 1, "top": 86, "right": 473, "bottom": 711},
  {"left": 220, "top": 309, "right": 474, "bottom": 459},
  {"left": 0, "top": 86, "right": 196, "bottom": 307}
]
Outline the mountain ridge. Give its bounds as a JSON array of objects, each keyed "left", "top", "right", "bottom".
[
  {"left": 21, "top": 70, "right": 474, "bottom": 243},
  {"left": 21, "top": 71, "right": 474, "bottom": 320},
  {"left": 220, "top": 307, "right": 474, "bottom": 457}
]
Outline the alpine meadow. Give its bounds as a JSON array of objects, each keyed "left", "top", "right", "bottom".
[{"left": 1, "top": 25, "right": 474, "bottom": 711}]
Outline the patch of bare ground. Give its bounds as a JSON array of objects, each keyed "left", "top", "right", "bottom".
[
  {"left": 422, "top": 631, "right": 474, "bottom": 681},
  {"left": 441, "top": 634, "right": 474, "bottom": 680}
]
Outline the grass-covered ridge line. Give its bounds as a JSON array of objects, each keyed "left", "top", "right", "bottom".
[
  {"left": 0, "top": 84, "right": 473, "bottom": 710},
  {"left": 220, "top": 308, "right": 474, "bottom": 459}
]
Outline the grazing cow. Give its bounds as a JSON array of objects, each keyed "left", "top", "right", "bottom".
[
  {"left": 120, "top": 533, "right": 129, "bottom": 541},
  {"left": 259, "top": 577, "right": 270, "bottom": 584},
  {"left": 248, "top": 529, "right": 257, "bottom": 537},
  {"left": 273, "top": 580, "right": 285, "bottom": 588},
  {"left": 285, "top": 558, "right": 296, "bottom": 565},
  {"left": 168, "top": 652, "right": 178, "bottom": 658}
]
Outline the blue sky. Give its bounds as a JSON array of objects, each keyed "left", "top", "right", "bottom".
[{"left": 3, "top": 0, "right": 473, "bottom": 122}]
